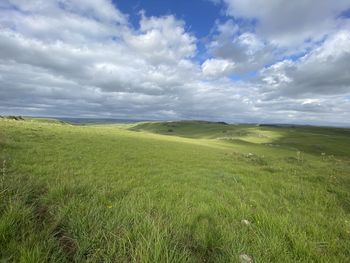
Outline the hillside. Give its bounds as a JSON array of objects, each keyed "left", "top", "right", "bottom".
[
  {"left": 132, "top": 121, "right": 350, "bottom": 156},
  {"left": 1, "top": 118, "right": 350, "bottom": 262}
]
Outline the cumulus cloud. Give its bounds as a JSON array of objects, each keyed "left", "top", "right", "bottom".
[
  {"left": 207, "top": 20, "right": 275, "bottom": 74},
  {"left": 221, "top": 0, "right": 350, "bottom": 48},
  {"left": 124, "top": 14, "right": 196, "bottom": 65},
  {"left": 260, "top": 30, "right": 350, "bottom": 98},
  {"left": 0, "top": 0, "right": 256, "bottom": 122},
  {"left": 202, "top": 58, "right": 235, "bottom": 77},
  {"left": 0, "top": 0, "right": 350, "bottom": 126}
]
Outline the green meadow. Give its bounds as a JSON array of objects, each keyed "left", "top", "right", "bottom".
[{"left": 1, "top": 118, "right": 350, "bottom": 262}]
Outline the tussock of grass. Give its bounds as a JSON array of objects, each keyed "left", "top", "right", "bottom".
[{"left": 1, "top": 119, "right": 350, "bottom": 262}]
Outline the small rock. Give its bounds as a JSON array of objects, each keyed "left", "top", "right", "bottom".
[
  {"left": 241, "top": 219, "right": 251, "bottom": 226},
  {"left": 239, "top": 254, "right": 253, "bottom": 263}
]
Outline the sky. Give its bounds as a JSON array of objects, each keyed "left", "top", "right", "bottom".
[{"left": 0, "top": 0, "right": 350, "bottom": 126}]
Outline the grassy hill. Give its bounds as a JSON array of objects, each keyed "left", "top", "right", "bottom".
[
  {"left": 1, "top": 119, "right": 349, "bottom": 262},
  {"left": 132, "top": 121, "right": 350, "bottom": 156}
]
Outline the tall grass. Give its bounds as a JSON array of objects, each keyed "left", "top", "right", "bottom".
[{"left": 1, "top": 119, "right": 349, "bottom": 262}]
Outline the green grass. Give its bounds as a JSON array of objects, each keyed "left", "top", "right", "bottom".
[{"left": 1, "top": 119, "right": 350, "bottom": 262}]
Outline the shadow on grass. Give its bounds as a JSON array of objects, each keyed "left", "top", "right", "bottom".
[{"left": 182, "top": 213, "right": 225, "bottom": 262}]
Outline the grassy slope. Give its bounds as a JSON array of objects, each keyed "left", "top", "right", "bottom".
[{"left": 1, "top": 119, "right": 350, "bottom": 262}]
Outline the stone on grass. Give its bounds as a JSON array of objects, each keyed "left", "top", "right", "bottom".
[
  {"left": 239, "top": 254, "right": 253, "bottom": 263},
  {"left": 241, "top": 219, "right": 251, "bottom": 226}
]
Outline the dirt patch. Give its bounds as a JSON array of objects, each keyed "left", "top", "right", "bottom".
[{"left": 53, "top": 224, "right": 79, "bottom": 260}]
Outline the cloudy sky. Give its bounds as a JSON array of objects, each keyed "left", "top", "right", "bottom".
[{"left": 1, "top": 0, "right": 350, "bottom": 126}]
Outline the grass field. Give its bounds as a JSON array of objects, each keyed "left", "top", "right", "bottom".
[{"left": 1, "top": 118, "right": 350, "bottom": 262}]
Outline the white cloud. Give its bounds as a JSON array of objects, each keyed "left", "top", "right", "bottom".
[
  {"left": 0, "top": 0, "right": 350, "bottom": 126},
  {"left": 0, "top": 0, "right": 252, "bottom": 121},
  {"left": 222, "top": 0, "right": 350, "bottom": 48},
  {"left": 6, "top": 0, "right": 127, "bottom": 23},
  {"left": 202, "top": 58, "right": 235, "bottom": 77},
  {"left": 260, "top": 30, "right": 350, "bottom": 97},
  {"left": 124, "top": 14, "right": 196, "bottom": 65},
  {"left": 207, "top": 20, "right": 275, "bottom": 73}
]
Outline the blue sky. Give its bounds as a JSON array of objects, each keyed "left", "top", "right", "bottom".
[
  {"left": 116, "top": 0, "right": 223, "bottom": 37},
  {"left": 0, "top": 0, "right": 350, "bottom": 126}
]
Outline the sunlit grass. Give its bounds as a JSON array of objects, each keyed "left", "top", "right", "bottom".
[{"left": 1, "top": 119, "right": 350, "bottom": 262}]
